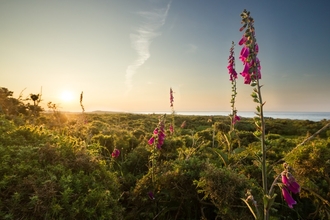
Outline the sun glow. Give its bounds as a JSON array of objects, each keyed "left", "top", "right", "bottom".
[{"left": 60, "top": 90, "right": 74, "bottom": 102}]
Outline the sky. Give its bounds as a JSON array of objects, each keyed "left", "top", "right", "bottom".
[{"left": 1, "top": 0, "right": 330, "bottom": 113}]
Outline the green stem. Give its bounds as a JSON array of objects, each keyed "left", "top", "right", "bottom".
[
  {"left": 230, "top": 76, "right": 237, "bottom": 132},
  {"left": 269, "top": 174, "right": 281, "bottom": 196},
  {"left": 151, "top": 145, "right": 155, "bottom": 184},
  {"left": 257, "top": 81, "right": 268, "bottom": 220},
  {"left": 212, "top": 123, "right": 215, "bottom": 148}
]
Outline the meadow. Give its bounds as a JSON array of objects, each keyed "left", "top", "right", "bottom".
[
  {"left": 1, "top": 9, "right": 330, "bottom": 220},
  {"left": 1, "top": 86, "right": 330, "bottom": 219}
]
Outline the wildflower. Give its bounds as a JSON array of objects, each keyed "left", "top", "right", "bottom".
[
  {"left": 169, "top": 88, "right": 175, "bottom": 134},
  {"left": 169, "top": 124, "right": 174, "bottom": 134},
  {"left": 148, "top": 191, "right": 155, "bottom": 200},
  {"left": 238, "top": 34, "right": 247, "bottom": 45},
  {"left": 281, "top": 171, "right": 300, "bottom": 194},
  {"left": 240, "top": 59, "right": 261, "bottom": 84},
  {"left": 157, "top": 124, "right": 165, "bottom": 149},
  {"left": 170, "top": 87, "right": 174, "bottom": 107},
  {"left": 227, "top": 41, "right": 237, "bottom": 81},
  {"left": 227, "top": 64, "right": 237, "bottom": 81},
  {"left": 239, "top": 46, "right": 249, "bottom": 63},
  {"left": 280, "top": 163, "right": 300, "bottom": 208},
  {"left": 240, "top": 62, "right": 251, "bottom": 84},
  {"left": 228, "top": 66, "right": 237, "bottom": 81},
  {"left": 148, "top": 116, "right": 166, "bottom": 149},
  {"left": 238, "top": 10, "right": 261, "bottom": 85},
  {"left": 232, "top": 114, "right": 241, "bottom": 124},
  {"left": 111, "top": 149, "right": 120, "bottom": 158},
  {"left": 148, "top": 137, "right": 155, "bottom": 145},
  {"left": 281, "top": 187, "right": 297, "bottom": 208}
]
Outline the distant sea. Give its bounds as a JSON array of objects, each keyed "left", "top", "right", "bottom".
[{"left": 134, "top": 111, "right": 330, "bottom": 122}]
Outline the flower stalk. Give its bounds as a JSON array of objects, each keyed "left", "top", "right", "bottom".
[
  {"left": 170, "top": 88, "right": 175, "bottom": 135},
  {"left": 226, "top": 41, "right": 241, "bottom": 154},
  {"left": 148, "top": 114, "right": 166, "bottom": 183},
  {"left": 227, "top": 41, "right": 240, "bottom": 131},
  {"left": 239, "top": 9, "right": 267, "bottom": 219}
]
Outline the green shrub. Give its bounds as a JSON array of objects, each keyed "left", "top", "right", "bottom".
[
  {"left": 283, "top": 140, "right": 330, "bottom": 219},
  {"left": 0, "top": 128, "right": 123, "bottom": 219},
  {"left": 195, "top": 163, "right": 261, "bottom": 220}
]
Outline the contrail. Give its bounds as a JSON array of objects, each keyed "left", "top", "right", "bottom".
[{"left": 125, "top": 2, "right": 171, "bottom": 93}]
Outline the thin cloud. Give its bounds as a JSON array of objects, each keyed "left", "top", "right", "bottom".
[
  {"left": 186, "top": 44, "right": 198, "bottom": 54},
  {"left": 125, "top": 2, "right": 171, "bottom": 93}
]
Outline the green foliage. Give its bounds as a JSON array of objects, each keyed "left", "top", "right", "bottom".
[
  {"left": 0, "top": 144, "right": 123, "bottom": 219},
  {"left": 0, "top": 94, "right": 329, "bottom": 220},
  {"left": 128, "top": 156, "right": 209, "bottom": 220},
  {"left": 283, "top": 140, "right": 330, "bottom": 219},
  {"left": 195, "top": 163, "right": 261, "bottom": 220},
  {"left": 0, "top": 120, "right": 123, "bottom": 219},
  {"left": 239, "top": 130, "right": 259, "bottom": 147}
]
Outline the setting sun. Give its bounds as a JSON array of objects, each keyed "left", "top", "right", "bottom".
[{"left": 60, "top": 90, "right": 74, "bottom": 102}]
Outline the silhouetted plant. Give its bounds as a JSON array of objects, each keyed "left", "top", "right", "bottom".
[{"left": 28, "top": 88, "right": 43, "bottom": 118}]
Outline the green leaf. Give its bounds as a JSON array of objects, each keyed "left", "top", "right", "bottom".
[
  {"left": 253, "top": 131, "right": 261, "bottom": 137},
  {"left": 233, "top": 147, "right": 246, "bottom": 154},
  {"left": 211, "top": 148, "right": 228, "bottom": 167},
  {"left": 251, "top": 92, "right": 258, "bottom": 98},
  {"left": 264, "top": 194, "right": 277, "bottom": 211}
]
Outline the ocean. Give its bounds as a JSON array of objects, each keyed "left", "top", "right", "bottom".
[{"left": 135, "top": 111, "right": 330, "bottom": 122}]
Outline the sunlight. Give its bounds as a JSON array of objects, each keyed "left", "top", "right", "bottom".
[{"left": 60, "top": 90, "right": 74, "bottom": 102}]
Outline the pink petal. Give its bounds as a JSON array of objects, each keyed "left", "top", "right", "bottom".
[
  {"left": 239, "top": 46, "right": 249, "bottom": 63},
  {"left": 111, "top": 149, "right": 120, "bottom": 158},
  {"left": 148, "top": 137, "right": 155, "bottom": 145},
  {"left": 282, "top": 187, "right": 297, "bottom": 208},
  {"left": 238, "top": 35, "right": 247, "bottom": 45}
]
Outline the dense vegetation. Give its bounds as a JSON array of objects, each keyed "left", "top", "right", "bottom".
[{"left": 1, "top": 87, "right": 330, "bottom": 219}]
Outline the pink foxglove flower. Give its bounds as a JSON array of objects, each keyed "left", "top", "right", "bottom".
[
  {"left": 148, "top": 137, "right": 155, "bottom": 145},
  {"left": 239, "top": 46, "right": 249, "bottom": 63},
  {"left": 170, "top": 87, "right": 174, "bottom": 107},
  {"left": 169, "top": 124, "right": 174, "bottom": 134},
  {"left": 227, "top": 42, "right": 238, "bottom": 81},
  {"left": 238, "top": 34, "right": 247, "bottom": 45},
  {"left": 111, "top": 149, "right": 120, "bottom": 158},
  {"left": 241, "top": 63, "right": 252, "bottom": 84},
  {"left": 148, "top": 116, "right": 166, "bottom": 149},
  {"left": 238, "top": 12, "right": 261, "bottom": 85},
  {"left": 282, "top": 187, "right": 297, "bottom": 208},
  {"left": 232, "top": 114, "right": 241, "bottom": 124},
  {"left": 282, "top": 171, "right": 300, "bottom": 194},
  {"left": 157, "top": 122, "right": 165, "bottom": 149}
]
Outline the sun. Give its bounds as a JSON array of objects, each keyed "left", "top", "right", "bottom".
[{"left": 60, "top": 90, "right": 74, "bottom": 102}]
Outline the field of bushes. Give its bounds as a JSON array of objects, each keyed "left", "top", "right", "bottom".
[{"left": 1, "top": 87, "right": 330, "bottom": 219}]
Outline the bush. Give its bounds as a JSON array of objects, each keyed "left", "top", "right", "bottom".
[
  {"left": 195, "top": 163, "right": 261, "bottom": 220},
  {"left": 0, "top": 122, "right": 123, "bottom": 219}
]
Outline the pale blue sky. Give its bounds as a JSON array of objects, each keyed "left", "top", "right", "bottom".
[{"left": 1, "top": 0, "right": 329, "bottom": 113}]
